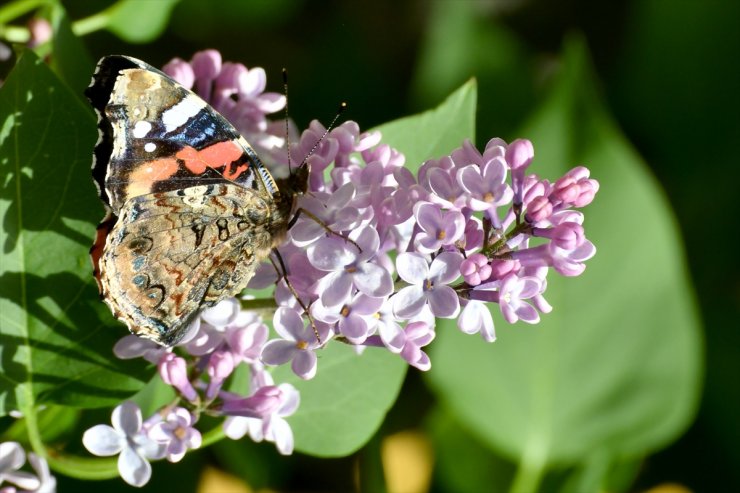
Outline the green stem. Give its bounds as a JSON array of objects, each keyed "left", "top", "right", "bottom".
[
  {"left": 22, "top": 401, "right": 119, "bottom": 480},
  {"left": 239, "top": 297, "right": 279, "bottom": 311},
  {"left": 1, "top": 25, "right": 29, "bottom": 42},
  {"left": 71, "top": 10, "right": 110, "bottom": 36},
  {"left": 200, "top": 425, "right": 226, "bottom": 448},
  {"left": 0, "top": 0, "right": 51, "bottom": 25},
  {"left": 508, "top": 439, "right": 547, "bottom": 493},
  {"left": 482, "top": 222, "right": 531, "bottom": 257}
]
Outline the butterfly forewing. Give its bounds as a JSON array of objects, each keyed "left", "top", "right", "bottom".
[{"left": 87, "top": 55, "right": 278, "bottom": 214}]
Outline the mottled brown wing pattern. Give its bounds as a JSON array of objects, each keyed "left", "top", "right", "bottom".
[{"left": 98, "top": 183, "right": 277, "bottom": 346}]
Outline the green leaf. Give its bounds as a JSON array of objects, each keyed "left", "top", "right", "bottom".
[
  {"left": 0, "top": 50, "right": 149, "bottom": 417},
  {"left": 105, "top": 0, "right": 181, "bottom": 43},
  {"left": 426, "top": 35, "right": 702, "bottom": 482},
  {"left": 48, "top": 3, "right": 95, "bottom": 99},
  {"left": 427, "top": 407, "right": 515, "bottom": 493},
  {"left": 272, "top": 343, "right": 406, "bottom": 457},
  {"left": 373, "top": 79, "right": 477, "bottom": 173}
]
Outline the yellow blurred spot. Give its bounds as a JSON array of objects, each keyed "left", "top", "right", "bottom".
[
  {"left": 381, "top": 430, "right": 434, "bottom": 493},
  {"left": 643, "top": 483, "right": 693, "bottom": 493},
  {"left": 197, "top": 465, "right": 253, "bottom": 493}
]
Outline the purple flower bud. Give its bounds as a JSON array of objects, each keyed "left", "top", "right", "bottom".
[
  {"left": 227, "top": 322, "right": 269, "bottom": 364},
  {"left": 489, "top": 259, "right": 520, "bottom": 280},
  {"left": 206, "top": 350, "right": 235, "bottom": 398},
  {"left": 505, "top": 139, "right": 534, "bottom": 170},
  {"left": 158, "top": 353, "right": 198, "bottom": 402},
  {"left": 460, "top": 253, "right": 492, "bottom": 286},
  {"left": 552, "top": 176, "right": 581, "bottom": 204},
  {"left": 506, "top": 138, "right": 534, "bottom": 205},
  {"left": 220, "top": 385, "right": 283, "bottom": 418},
  {"left": 525, "top": 196, "right": 553, "bottom": 223},
  {"left": 532, "top": 222, "right": 585, "bottom": 250},
  {"left": 551, "top": 222, "right": 585, "bottom": 250},
  {"left": 191, "top": 49, "right": 222, "bottom": 82},
  {"left": 162, "top": 58, "right": 195, "bottom": 89},
  {"left": 551, "top": 167, "right": 599, "bottom": 208},
  {"left": 27, "top": 18, "right": 52, "bottom": 48}
]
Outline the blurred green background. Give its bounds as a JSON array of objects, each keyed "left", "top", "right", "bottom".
[{"left": 2, "top": 0, "right": 737, "bottom": 491}]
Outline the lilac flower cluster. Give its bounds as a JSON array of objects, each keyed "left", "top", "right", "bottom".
[
  {"left": 0, "top": 441, "right": 55, "bottom": 492},
  {"left": 84, "top": 50, "right": 598, "bottom": 487}
]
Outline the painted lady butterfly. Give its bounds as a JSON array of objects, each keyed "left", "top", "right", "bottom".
[{"left": 86, "top": 56, "right": 307, "bottom": 346}]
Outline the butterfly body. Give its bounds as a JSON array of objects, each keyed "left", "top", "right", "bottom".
[{"left": 87, "top": 56, "right": 299, "bottom": 346}]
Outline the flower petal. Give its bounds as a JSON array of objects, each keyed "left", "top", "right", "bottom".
[
  {"left": 428, "top": 286, "right": 460, "bottom": 318},
  {"left": 82, "top": 425, "right": 124, "bottom": 456},
  {"left": 395, "top": 253, "right": 429, "bottom": 285},
  {"left": 392, "top": 285, "right": 426, "bottom": 319},
  {"left": 261, "top": 340, "right": 297, "bottom": 366},
  {"left": 308, "top": 237, "right": 356, "bottom": 271},
  {"left": 273, "top": 307, "right": 304, "bottom": 340},
  {"left": 319, "top": 272, "right": 353, "bottom": 307},
  {"left": 270, "top": 417, "right": 294, "bottom": 455},
  {"left": 429, "top": 251, "right": 463, "bottom": 285},
  {"left": 223, "top": 416, "right": 251, "bottom": 440},
  {"left": 291, "top": 350, "right": 317, "bottom": 380},
  {"left": 0, "top": 441, "right": 25, "bottom": 470},
  {"left": 353, "top": 263, "right": 393, "bottom": 298},
  {"left": 118, "top": 447, "right": 151, "bottom": 487},
  {"left": 112, "top": 402, "right": 142, "bottom": 437}
]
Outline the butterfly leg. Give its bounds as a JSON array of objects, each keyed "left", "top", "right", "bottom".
[
  {"left": 269, "top": 249, "right": 323, "bottom": 344},
  {"left": 289, "top": 208, "right": 361, "bottom": 252}
]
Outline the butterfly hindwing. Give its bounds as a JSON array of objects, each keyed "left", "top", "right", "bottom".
[{"left": 99, "top": 184, "right": 276, "bottom": 346}]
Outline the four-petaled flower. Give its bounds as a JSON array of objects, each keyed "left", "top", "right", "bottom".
[
  {"left": 82, "top": 402, "right": 165, "bottom": 487},
  {"left": 148, "top": 408, "right": 202, "bottom": 463},
  {"left": 261, "top": 308, "right": 325, "bottom": 379},
  {"left": 393, "top": 252, "right": 463, "bottom": 319}
]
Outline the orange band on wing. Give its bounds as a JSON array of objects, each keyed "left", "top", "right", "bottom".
[
  {"left": 176, "top": 141, "right": 245, "bottom": 176},
  {"left": 126, "top": 158, "right": 179, "bottom": 198}
]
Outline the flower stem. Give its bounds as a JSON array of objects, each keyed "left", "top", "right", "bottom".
[
  {"left": 508, "top": 438, "right": 547, "bottom": 493},
  {"left": 71, "top": 10, "right": 110, "bottom": 36},
  {"left": 482, "top": 222, "right": 531, "bottom": 257},
  {"left": 200, "top": 425, "right": 226, "bottom": 448},
  {"left": 1, "top": 25, "right": 29, "bottom": 43},
  {"left": 19, "top": 391, "right": 119, "bottom": 479}
]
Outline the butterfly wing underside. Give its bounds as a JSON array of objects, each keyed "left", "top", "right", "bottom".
[{"left": 86, "top": 55, "right": 286, "bottom": 346}]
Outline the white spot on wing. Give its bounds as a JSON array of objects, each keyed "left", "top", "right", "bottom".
[
  {"left": 162, "top": 95, "right": 206, "bottom": 133},
  {"left": 144, "top": 142, "right": 156, "bottom": 153},
  {"left": 133, "top": 121, "right": 152, "bottom": 138}
]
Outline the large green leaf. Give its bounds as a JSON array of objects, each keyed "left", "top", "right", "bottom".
[
  {"left": 0, "top": 51, "right": 149, "bottom": 417},
  {"left": 426, "top": 36, "right": 702, "bottom": 483},
  {"left": 105, "top": 0, "right": 181, "bottom": 43},
  {"left": 374, "top": 79, "right": 477, "bottom": 172},
  {"left": 273, "top": 343, "right": 406, "bottom": 457}
]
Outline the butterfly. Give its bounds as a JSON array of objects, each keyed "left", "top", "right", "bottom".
[{"left": 86, "top": 55, "right": 307, "bottom": 346}]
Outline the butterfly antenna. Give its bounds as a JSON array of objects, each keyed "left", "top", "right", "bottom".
[
  {"left": 282, "top": 68, "right": 293, "bottom": 175},
  {"left": 300, "top": 101, "right": 348, "bottom": 166}
]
